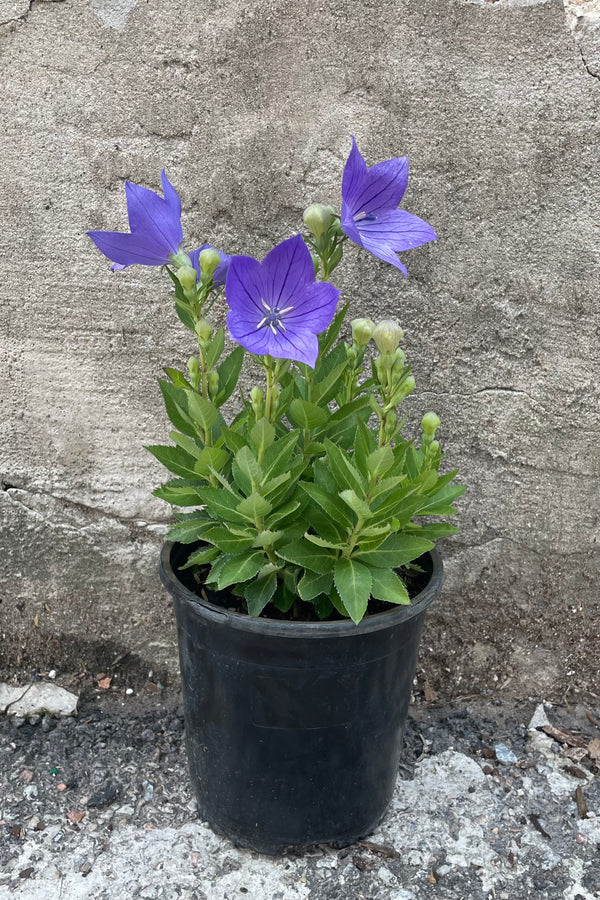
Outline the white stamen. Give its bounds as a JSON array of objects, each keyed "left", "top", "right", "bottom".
[{"left": 256, "top": 316, "right": 268, "bottom": 329}]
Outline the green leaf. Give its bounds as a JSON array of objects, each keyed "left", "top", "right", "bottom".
[
  {"left": 153, "top": 478, "right": 202, "bottom": 507},
  {"left": 404, "top": 522, "right": 459, "bottom": 540},
  {"left": 369, "top": 567, "right": 410, "bottom": 605},
  {"left": 313, "top": 594, "right": 335, "bottom": 619},
  {"left": 164, "top": 520, "right": 214, "bottom": 544},
  {"left": 213, "top": 551, "right": 266, "bottom": 590},
  {"left": 298, "top": 482, "right": 354, "bottom": 529},
  {"left": 405, "top": 445, "right": 422, "bottom": 480},
  {"left": 232, "top": 446, "right": 263, "bottom": 494},
  {"left": 287, "top": 398, "right": 329, "bottom": 430},
  {"left": 367, "top": 446, "right": 394, "bottom": 480},
  {"left": 252, "top": 529, "right": 283, "bottom": 549},
  {"left": 146, "top": 444, "right": 198, "bottom": 479},
  {"left": 204, "top": 327, "right": 225, "bottom": 370},
  {"left": 277, "top": 539, "right": 337, "bottom": 574},
  {"left": 318, "top": 301, "right": 349, "bottom": 355},
  {"left": 158, "top": 380, "right": 197, "bottom": 438},
  {"left": 250, "top": 418, "right": 276, "bottom": 457},
  {"left": 339, "top": 489, "right": 373, "bottom": 520},
  {"left": 170, "top": 431, "right": 203, "bottom": 459},
  {"left": 236, "top": 492, "right": 272, "bottom": 521},
  {"left": 243, "top": 574, "right": 278, "bottom": 617},
  {"left": 195, "top": 486, "right": 247, "bottom": 523},
  {"left": 370, "top": 474, "right": 407, "bottom": 500},
  {"left": 194, "top": 446, "right": 230, "bottom": 478},
  {"left": 272, "top": 581, "right": 296, "bottom": 613},
  {"left": 179, "top": 545, "right": 220, "bottom": 569},
  {"left": 304, "top": 533, "right": 347, "bottom": 550},
  {"left": 329, "top": 584, "right": 349, "bottom": 617},
  {"left": 220, "top": 426, "right": 247, "bottom": 454},
  {"left": 202, "top": 527, "right": 255, "bottom": 553},
  {"left": 416, "top": 484, "right": 466, "bottom": 515},
  {"left": 261, "top": 471, "right": 291, "bottom": 499},
  {"left": 324, "top": 440, "right": 365, "bottom": 495},
  {"left": 267, "top": 499, "right": 301, "bottom": 528},
  {"left": 185, "top": 392, "right": 218, "bottom": 433},
  {"left": 262, "top": 430, "right": 300, "bottom": 479},
  {"left": 333, "top": 558, "right": 372, "bottom": 624},
  {"left": 312, "top": 361, "right": 348, "bottom": 406},
  {"left": 297, "top": 569, "right": 333, "bottom": 602},
  {"left": 174, "top": 301, "right": 196, "bottom": 332},
  {"left": 164, "top": 367, "right": 190, "bottom": 389},
  {"left": 354, "top": 534, "right": 434, "bottom": 568},
  {"left": 215, "top": 346, "right": 245, "bottom": 407}
]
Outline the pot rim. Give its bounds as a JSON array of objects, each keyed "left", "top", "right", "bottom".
[{"left": 160, "top": 541, "right": 443, "bottom": 638}]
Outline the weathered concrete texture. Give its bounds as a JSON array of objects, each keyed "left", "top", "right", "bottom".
[
  {"left": 0, "top": 1, "right": 599, "bottom": 693},
  {"left": 1, "top": 693, "right": 599, "bottom": 899}
]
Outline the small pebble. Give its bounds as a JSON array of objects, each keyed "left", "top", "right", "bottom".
[
  {"left": 23, "top": 785, "right": 38, "bottom": 799},
  {"left": 495, "top": 743, "right": 518, "bottom": 764},
  {"left": 125, "top": 688, "right": 134, "bottom": 696},
  {"left": 48, "top": 670, "right": 57, "bottom": 680}
]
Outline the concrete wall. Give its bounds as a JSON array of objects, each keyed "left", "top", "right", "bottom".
[{"left": 1, "top": 0, "right": 598, "bottom": 697}]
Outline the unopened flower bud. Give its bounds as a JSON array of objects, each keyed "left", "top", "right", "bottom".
[
  {"left": 421, "top": 412, "right": 441, "bottom": 437},
  {"left": 384, "top": 410, "right": 397, "bottom": 439},
  {"left": 198, "top": 247, "right": 222, "bottom": 279},
  {"left": 351, "top": 318, "right": 375, "bottom": 347},
  {"left": 303, "top": 203, "right": 333, "bottom": 239},
  {"left": 430, "top": 440, "right": 440, "bottom": 455},
  {"left": 187, "top": 356, "right": 200, "bottom": 379},
  {"left": 346, "top": 345, "right": 358, "bottom": 362},
  {"left": 208, "top": 370, "right": 219, "bottom": 399},
  {"left": 170, "top": 249, "right": 193, "bottom": 270},
  {"left": 250, "top": 386, "right": 264, "bottom": 413},
  {"left": 395, "top": 375, "right": 415, "bottom": 402},
  {"left": 195, "top": 318, "right": 213, "bottom": 342},
  {"left": 176, "top": 266, "right": 198, "bottom": 293},
  {"left": 394, "top": 347, "right": 406, "bottom": 366},
  {"left": 372, "top": 320, "right": 404, "bottom": 355}
]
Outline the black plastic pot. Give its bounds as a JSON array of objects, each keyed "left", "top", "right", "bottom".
[{"left": 160, "top": 541, "right": 442, "bottom": 854}]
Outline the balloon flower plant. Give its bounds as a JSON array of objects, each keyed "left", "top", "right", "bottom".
[{"left": 88, "top": 138, "right": 464, "bottom": 624}]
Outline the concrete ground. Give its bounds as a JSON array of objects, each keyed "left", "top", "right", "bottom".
[{"left": 1, "top": 677, "right": 599, "bottom": 900}]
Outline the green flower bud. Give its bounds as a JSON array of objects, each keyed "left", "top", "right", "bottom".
[
  {"left": 372, "top": 320, "right": 404, "bottom": 355},
  {"left": 187, "top": 356, "right": 200, "bottom": 378},
  {"left": 346, "top": 345, "right": 358, "bottom": 362},
  {"left": 374, "top": 355, "right": 388, "bottom": 383},
  {"left": 384, "top": 410, "right": 397, "bottom": 439},
  {"left": 250, "top": 386, "right": 264, "bottom": 414},
  {"left": 303, "top": 203, "right": 333, "bottom": 239},
  {"left": 208, "top": 370, "right": 219, "bottom": 399},
  {"left": 394, "top": 347, "right": 406, "bottom": 366},
  {"left": 195, "top": 318, "right": 213, "bottom": 341},
  {"left": 351, "top": 318, "right": 375, "bottom": 347},
  {"left": 422, "top": 412, "right": 441, "bottom": 437},
  {"left": 176, "top": 266, "right": 198, "bottom": 293},
  {"left": 198, "top": 247, "right": 222, "bottom": 279},
  {"left": 169, "top": 249, "right": 193, "bottom": 269},
  {"left": 270, "top": 386, "right": 280, "bottom": 405},
  {"left": 430, "top": 440, "right": 440, "bottom": 455}
]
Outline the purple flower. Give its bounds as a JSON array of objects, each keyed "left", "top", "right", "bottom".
[
  {"left": 87, "top": 169, "right": 183, "bottom": 270},
  {"left": 189, "top": 245, "right": 231, "bottom": 289},
  {"left": 341, "top": 136, "right": 437, "bottom": 275},
  {"left": 226, "top": 234, "right": 340, "bottom": 368}
]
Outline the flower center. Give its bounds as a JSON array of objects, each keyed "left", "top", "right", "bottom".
[{"left": 256, "top": 299, "right": 294, "bottom": 334}]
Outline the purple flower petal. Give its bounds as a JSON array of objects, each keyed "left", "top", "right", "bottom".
[
  {"left": 226, "top": 255, "right": 264, "bottom": 316},
  {"left": 124, "top": 179, "right": 183, "bottom": 254},
  {"left": 86, "top": 230, "right": 172, "bottom": 268},
  {"left": 348, "top": 156, "right": 409, "bottom": 217},
  {"left": 341, "top": 136, "right": 368, "bottom": 209},
  {"left": 358, "top": 236, "right": 408, "bottom": 276},
  {"left": 355, "top": 209, "right": 437, "bottom": 252},
  {"left": 284, "top": 281, "right": 341, "bottom": 333},
  {"left": 261, "top": 234, "right": 315, "bottom": 306}
]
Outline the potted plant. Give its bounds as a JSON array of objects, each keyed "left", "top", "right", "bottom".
[{"left": 87, "top": 137, "right": 464, "bottom": 854}]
